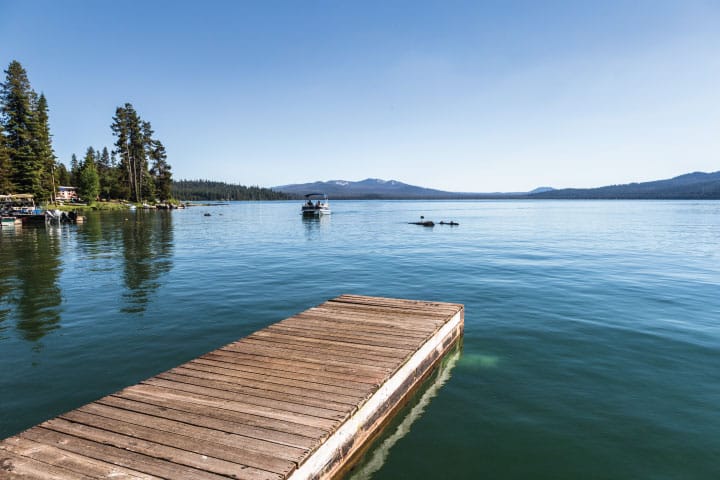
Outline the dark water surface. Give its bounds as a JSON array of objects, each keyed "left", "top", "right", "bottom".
[{"left": 1, "top": 200, "right": 718, "bottom": 479}]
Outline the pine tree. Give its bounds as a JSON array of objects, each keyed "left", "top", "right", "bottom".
[
  {"left": 0, "top": 60, "right": 43, "bottom": 197},
  {"left": 149, "top": 140, "right": 172, "bottom": 201},
  {"left": 78, "top": 147, "right": 99, "bottom": 203},
  {"left": 97, "top": 146, "right": 114, "bottom": 199},
  {"left": 33, "top": 93, "right": 56, "bottom": 200},
  {"left": 0, "top": 122, "right": 12, "bottom": 194},
  {"left": 111, "top": 103, "right": 146, "bottom": 201},
  {"left": 55, "top": 162, "right": 70, "bottom": 186},
  {"left": 70, "top": 153, "right": 80, "bottom": 186},
  {"left": 141, "top": 169, "right": 155, "bottom": 200},
  {"left": 139, "top": 120, "right": 154, "bottom": 200},
  {"left": 110, "top": 103, "right": 171, "bottom": 203}
]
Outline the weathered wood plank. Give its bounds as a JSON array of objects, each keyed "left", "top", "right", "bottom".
[
  {"left": 265, "top": 324, "right": 424, "bottom": 350},
  {"left": 193, "top": 355, "right": 382, "bottom": 388},
  {"left": 70, "top": 404, "right": 306, "bottom": 463},
  {"left": 243, "top": 335, "right": 408, "bottom": 364},
  {"left": 205, "top": 348, "right": 386, "bottom": 376},
  {"left": 109, "top": 390, "right": 330, "bottom": 439},
  {"left": 176, "top": 363, "right": 369, "bottom": 403},
  {"left": 179, "top": 361, "right": 371, "bottom": 398},
  {"left": 142, "top": 377, "right": 350, "bottom": 422},
  {"left": 58, "top": 409, "right": 299, "bottom": 474},
  {"left": 1, "top": 436, "right": 156, "bottom": 479},
  {"left": 156, "top": 369, "right": 361, "bottom": 412},
  {"left": 332, "top": 294, "right": 461, "bottom": 313},
  {"left": 96, "top": 395, "right": 319, "bottom": 450},
  {"left": 205, "top": 348, "right": 388, "bottom": 380},
  {"left": 246, "top": 331, "right": 412, "bottom": 359},
  {"left": 295, "top": 310, "right": 446, "bottom": 334},
  {"left": 303, "top": 304, "right": 450, "bottom": 324},
  {"left": 322, "top": 299, "right": 458, "bottom": 317},
  {"left": 226, "top": 339, "right": 399, "bottom": 369},
  {"left": 40, "top": 418, "right": 286, "bottom": 479},
  {"left": 126, "top": 382, "right": 340, "bottom": 430},
  {"left": 0, "top": 448, "right": 96, "bottom": 480},
  {"left": 220, "top": 341, "right": 393, "bottom": 374},
  {"left": 19, "top": 428, "right": 232, "bottom": 480},
  {"left": 270, "top": 320, "right": 429, "bottom": 345}
]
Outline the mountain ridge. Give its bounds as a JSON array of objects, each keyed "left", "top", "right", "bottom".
[{"left": 274, "top": 171, "right": 720, "bottom": 200}]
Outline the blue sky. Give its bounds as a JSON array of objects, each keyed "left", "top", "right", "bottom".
[{"left": 1, "top": 0, "right": 719, "bottom": 191}]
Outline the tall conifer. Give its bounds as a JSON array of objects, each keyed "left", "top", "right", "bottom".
[
  {"left": 70, "top": 153, "right": 79, "bottom": 186},
  {"left": 0, "top": 60, "right": 43, "bottom": 197},
  {"left": 33, "top": 93, "right": 57, "bottom": 200},
  {"left": 112, "top": 104, "right": 138, "bottom": 200},
  {"left": 55, "top": 162, "right": 70, "bottom": 187},
  {"left": 0, "top": 122, "right": 12, "bottom": 193},
  {"left": 149, "top": 140, "right": 172, "bottom": 201},
  {"left": 78, "top": 146, "right": 99, "bottom": 202},
  {"left": 111, "top": 103, "right": 154, "bottom": 202}
]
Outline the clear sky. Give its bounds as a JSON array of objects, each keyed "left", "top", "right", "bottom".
[{"left": 1, "top": 0, "right": 719, "bottom": 192}]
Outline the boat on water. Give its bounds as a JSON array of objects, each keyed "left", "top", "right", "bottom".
[
  {"left": 1, "top": 194, "right": 85, "bottom": 225},
  {"left": 44, "top": 209, "right": 85, "bottom": 225},
  {"left": 0, "top": 194, "right": 46, "bottom": 225},
  {"left": 301, "top": 193, "right": 331, "bottom": 217}
]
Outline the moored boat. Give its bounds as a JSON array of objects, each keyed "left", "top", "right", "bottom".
[
  {"left": 0, "top": 194, "right": 45, "bottom": 225},
  {"left": 301, "top": 193, "right": 331, "bottom": 217}
]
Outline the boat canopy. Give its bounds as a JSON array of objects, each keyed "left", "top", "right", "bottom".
[
  {"left": 0, "top": 194, "right": 36, "bottom": 206},
  {"left": 304, "top": 193, "right": 328, "bottom": 198},
  {"left": 0, "top": 194, "right": 35, "bottom": 201}
]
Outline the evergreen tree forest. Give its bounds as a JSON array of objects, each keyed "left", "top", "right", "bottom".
[
  {"left": 172, "top": 180, "right": 291, "bottom": 201},
  {"left": 0, "top": 60, "right": 174, "bottom": 203}
]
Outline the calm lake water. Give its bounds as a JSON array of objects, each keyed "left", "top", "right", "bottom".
[{"left": 1, "top": 200, "right": 719, "bottom": 479}]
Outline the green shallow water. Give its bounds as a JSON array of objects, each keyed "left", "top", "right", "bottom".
[{"left": 1, "top": 200, "right": 719, "bottom": 479}]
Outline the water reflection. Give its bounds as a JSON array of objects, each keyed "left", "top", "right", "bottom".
[
  {"left": 0, "top": 231, "right": 13, "bottom": 340},
  {"left": 0, "top": 226, "right": 63, "bottom": 342},
  {"left": 302, "top": 215, "right": 330, "bottom": 240},
  {"left": 0, "top": 211, "right": 176, "bottom": 345},
  {"left": 121, "top": 211, "right": 174, "bottom": 314},
  {"left": 75, "top": 210, "right": 122, "bottom": 261},
  {"left": 346, "top": 345, "right": 462, "bottom": 480}
]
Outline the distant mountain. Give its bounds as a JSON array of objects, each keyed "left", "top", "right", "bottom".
[
  {"left": 274, "top": 171, "right": 720, "bottom": 200},
  {"left": 528, "top": 186, "right": 555, "bottom": 194},
  {"left": 529, "top": 171, "right": 720, "bottom": 199},
  {"left": 273, "top": 178, "right": 459, "bottom": 199}
]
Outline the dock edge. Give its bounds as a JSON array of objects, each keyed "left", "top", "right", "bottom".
[{"left": 288, "top": 306, "right": 465, "bottom": 479}]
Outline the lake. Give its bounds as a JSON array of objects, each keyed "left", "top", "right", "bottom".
[{"left": 1, "top": 200, "right": 719, "bottom": 479}]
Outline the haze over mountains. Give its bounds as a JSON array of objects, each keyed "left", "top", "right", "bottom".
[{"left": 274, "top": 171, "right": 720, "bottom": 199}]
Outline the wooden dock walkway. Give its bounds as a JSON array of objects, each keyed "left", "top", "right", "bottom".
[{"left": 0, "top": 294, "right": 464, "bottom": 480}]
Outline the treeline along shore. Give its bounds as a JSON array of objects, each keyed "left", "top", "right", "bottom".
[{"left": 171, "top": 180, "right": 291, "bottom": 201}]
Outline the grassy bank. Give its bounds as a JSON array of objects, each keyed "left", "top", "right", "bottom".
[{"left": 53, "top": 202, "right": 130, "bottom": 212}]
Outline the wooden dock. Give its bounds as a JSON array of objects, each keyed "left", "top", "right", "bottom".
[{"left": 0, "top": 294, "right": 464, "bottom": 480}]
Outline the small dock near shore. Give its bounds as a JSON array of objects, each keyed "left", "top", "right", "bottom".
[{"left": 0, "top": 294, "right": 464, "bottom": 480}]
